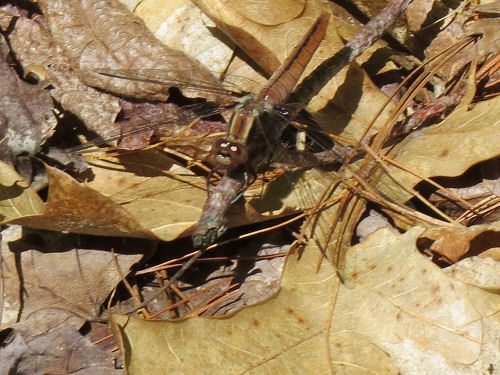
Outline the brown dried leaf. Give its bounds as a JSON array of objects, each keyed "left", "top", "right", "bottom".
[
  {"left": 468, "top": 14, "right": 500, "bottom": 62},
  {"left": 8, "top": 14, "right": 122, "bottom": 139},
  {"left": 405, "top": 0, "right": 476, "bottom": 79},
  {"left": 423, "top": 221, "right": 500, "bottom": 263},
  {"left": 0, "top": 35, "right": 56, "bottom": 158},
  {"left": 110, "top": 227, "right": 500, "bottom": 373},
  {"left": 0, "top": 226, "right": 143, "bottom": 337},
  {"left": 0, "top": 326, "right": 119, "bottom": 375},
  {"left": 7, "top": 165, "right": 156, "bottom": 238},
  {"left": 37, "top": 0, "right": 225, "bottom": 101},
  {"left": 113, "top": 100, "right": 226, "bottom": 150}
]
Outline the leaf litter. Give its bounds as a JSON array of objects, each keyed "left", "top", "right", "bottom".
[
  {"left": 0, "top": 0, "right": 500, "bottom": 374},
  {"left": 111, "top": 227, "right": 500, "bottom": 374}
]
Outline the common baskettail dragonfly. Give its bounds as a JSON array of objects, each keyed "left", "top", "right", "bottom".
[
  {"left": 81, "top": 13, "right": 331, "bottom": 249},
  {"left": 82, "top": 0, "right": 413, "bottom": 314}
]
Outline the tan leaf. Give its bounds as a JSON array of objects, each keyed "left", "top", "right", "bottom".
[
  {"left": 447, "top": 255, "right": 500, "bottom": 292},
  {"left": 152, "top": 1, "right": 239, "bottom": 79},
  {"left": 111, "top": 226, "right": 500, "bottom": 373},
  {"left": 0, "top": 161, "right": 45, "bottom": 222},
  {"left": 81, "top": 151, "right": 209, "bottom": 241},
  {"left": 7, "top": 165, "right": 156, "bottom": 238},
  {"left": 222, "top": 0, "right": 305, "bottom": 26},
  {"left": 377, "top": 95, "right": 500, "bottom": 205}
]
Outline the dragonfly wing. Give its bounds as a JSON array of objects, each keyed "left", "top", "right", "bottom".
[
  {"left": 70, "top": 101, "right": 231, "bottom": 152},
  {"left": 80, "top": 68, "right": 244, "bottom": 104}
]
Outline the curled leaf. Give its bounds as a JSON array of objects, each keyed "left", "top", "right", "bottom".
[{"left": 38, "top": 0, "right": 225, "bottom": 101}]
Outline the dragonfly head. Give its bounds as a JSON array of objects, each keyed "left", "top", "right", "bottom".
[{"left": 212, "top": 139, "right": 248, "bottom": 168}]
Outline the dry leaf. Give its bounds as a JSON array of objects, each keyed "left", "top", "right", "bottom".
[
  {"left": 465, "top": 2, "right": 500, "bottom": 74},
  {"left": 423, "top": 221, "right": 500, "bottom": 263},
  {"left": 0, "top": 161, "right": 45, "bottom": 222},
  {"left": 224, "top": 0, "right": 305, "bottom": 26},
  {"left": 110, "top": 226, "right": 500, "bottom": 374},
  {"left": 376, "top": 94, "right": 500, "bottom": 205},
  {"left": 81, "top": 151, "right": 210, "bottom": 240},
  {"left": 0, "top": 226, "right": 143, "bottom": 337},
  {"left": 7, "top": 13, "right": 122, "bottom": 138},
  {"left": 447, "top": 255, "right": 500, "bottom": 291},
  {"left": 7, "top": 165, "right": 156, "bottom": 238},
  {"left": 0, "top": 35, "right": 56, "bottom": 158},
  {"left": 0, "top": 326, "right": 119, "bottom": 375},
  {"left": 152, "top": 1, "right": 238, "bottom": 79},
  {"left": 37, "top": 0, "right": 225, "bottom": 101}
]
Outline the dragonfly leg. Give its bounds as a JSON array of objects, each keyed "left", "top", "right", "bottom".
[
  {"left": 230, "top": 166, "right": 256, "bottom": 204},
  {"left": 205, "top": 165, "right": 221, "bottom": 196}
]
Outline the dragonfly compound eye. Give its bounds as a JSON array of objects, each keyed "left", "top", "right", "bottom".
[{"left": 213, "top": 139, "right": 248, "bottom": 168}]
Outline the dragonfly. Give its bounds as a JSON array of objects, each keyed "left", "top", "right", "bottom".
[
  {"left": 91, "top": 0, "right": 413, "bottom": 314},
  {"left": 192, "top": 13, "right": 330, "bottom": 248},
  {"left": 93, "top": 13, "right": 332, "bottom": 316},
  {"left": 84, "top": 13, "right": 332, "bottom": 249}
]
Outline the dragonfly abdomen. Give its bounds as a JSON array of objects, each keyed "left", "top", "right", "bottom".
[{"left": 257, "top": 13, "right": 329, "bottom": 106}]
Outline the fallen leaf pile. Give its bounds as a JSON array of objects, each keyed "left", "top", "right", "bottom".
[{"left": 0, "top": 0, "right": 499, "bottom": 374}]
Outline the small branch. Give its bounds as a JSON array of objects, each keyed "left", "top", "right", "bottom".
[{"left": 288, "top": 0, "right": 413, "bottom": 110}]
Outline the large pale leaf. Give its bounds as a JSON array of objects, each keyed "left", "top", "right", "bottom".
[
  {"left": 111, "top": 225, "right": 500, "bottom": 374},
  {"left": 377, "top": 95, "right": 500, "bottom": 204}
]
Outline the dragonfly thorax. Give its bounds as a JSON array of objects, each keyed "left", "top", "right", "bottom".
[
  {"left": 211, "top": 100, "right": 261, "bottom": 168},
  {"left": 209, "top": 78, "right": 285, "bottom": 169}
]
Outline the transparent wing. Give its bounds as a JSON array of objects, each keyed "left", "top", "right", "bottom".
[
  {"left": 70, "top": 101, "right": 232, "bottom": 152},
  {"left": 80, "top": 68, "right": 249, "bottom": 105}
]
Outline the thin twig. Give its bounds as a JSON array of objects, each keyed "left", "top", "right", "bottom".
[{"left": 288, "top": 0, "right": 413, "bottom": 110}]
